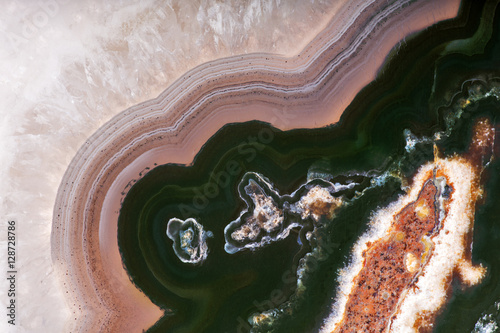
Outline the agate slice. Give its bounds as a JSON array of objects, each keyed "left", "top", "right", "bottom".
[{"left": 51, "top": 0, "right": 500, "bottom": 332}]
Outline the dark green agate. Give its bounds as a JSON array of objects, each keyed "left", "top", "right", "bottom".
[{"left": 118, "top": 1, "right": 500, "bottom": 332}]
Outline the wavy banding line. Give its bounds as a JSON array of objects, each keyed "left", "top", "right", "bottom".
[{"left": 51, "top": 0, "right": 461, "bottom": 331}]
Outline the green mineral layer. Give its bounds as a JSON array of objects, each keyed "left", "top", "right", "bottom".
[{"left": 118, "top": 1, "right": 500, "bottom": 332}]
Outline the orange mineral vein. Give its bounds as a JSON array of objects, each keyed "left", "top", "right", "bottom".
[
  {"left": 335, "top": 178, "right": 440, "bottom": 332},
  {"left": 323, "top": 118, "right": 496, "bottom": 333}
]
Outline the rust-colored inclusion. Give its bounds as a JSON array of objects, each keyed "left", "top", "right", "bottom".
[{"left": 335, "top": 179, "right": 441, "bottom": 332}]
